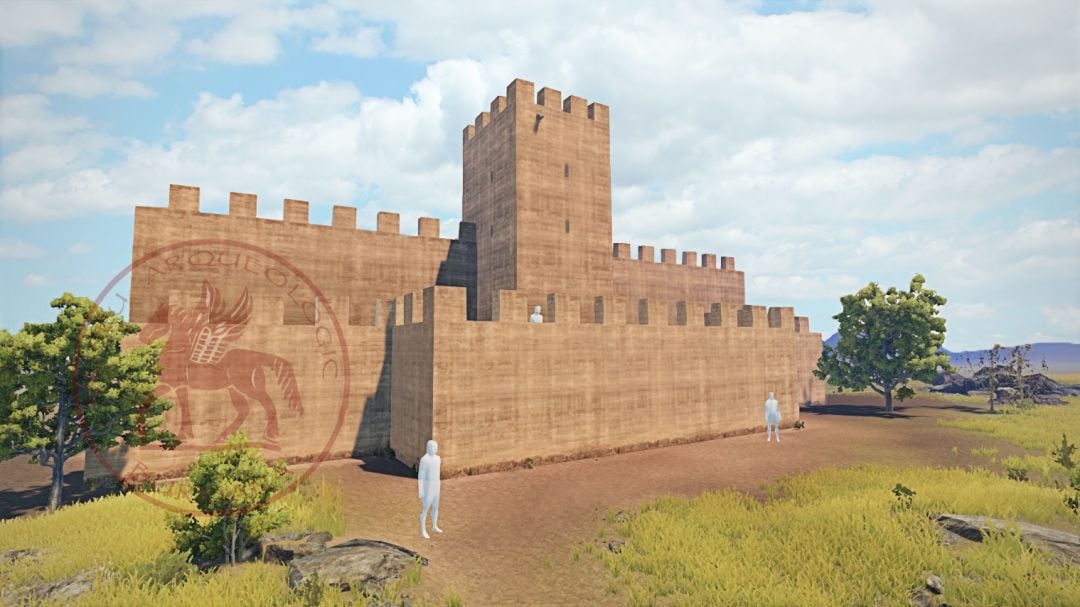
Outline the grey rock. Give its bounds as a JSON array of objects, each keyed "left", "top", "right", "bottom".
[
  {"left": 16, "top": 568, "right": 104, "bottom": 603},
  {"left": 936, "top": 514, "right": 1080, "bottom": 565},
  {"left": 287, "top": 539, "right": 427, "bottom": 593},
  {"left": 909, "top": 587, "right": 937, "bottom": 607},
  {"left": 0, "top": 548, "right": 43, "bottom": 564},
  {"left": 607, "top": 540, "right": 625, "bottom": 553},
  {"left": 925, "top": 574, "right": 944, "bottom": 595},
  {"left": 260, "top": 531, "right": 332, "bottom": 564},
  {"left": 613, "top": 510, "right": 628, "bottom": 523}
]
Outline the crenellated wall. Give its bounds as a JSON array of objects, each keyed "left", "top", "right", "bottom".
[
  {"left": 92, "top": 77, "right": 830, "bottom": 483},
  {"left": 390, "top": 286, "right": 825, "bottom": 474},
  {"left": 131, "top": 184, "right": 477, "bottom": 324},
  {"left": 611, "top": 242, "right": 745, "bottom": 308}
]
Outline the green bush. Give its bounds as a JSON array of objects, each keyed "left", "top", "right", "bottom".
[
  {"left": 132, "top": 551, "right": 198, "bottom": 587},
  {"left": 167, "top": 431, "right": 290, "bottom": 565}
]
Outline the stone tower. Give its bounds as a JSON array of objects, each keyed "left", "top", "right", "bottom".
[{"left": 462, "top": 78, "right": 613, "bottom": 320}]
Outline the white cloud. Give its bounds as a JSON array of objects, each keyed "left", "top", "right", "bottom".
[
  {"left": 312, "top": 26, "right": 384, "bottom": 57},
  {"left": 53, "top": 23, "right": 180, "bottom": 67},
  {"left": 948, "top": 303, "right": 995, "bottom": 320},
  {"left": 0, "top": 0, "right": 114, "bottom": 47},
  {"left": 1042, "top": 305, "right": 1080, "bottom": 334},
  {"left": 22, "top": 274, "right": 49, "bottom": 287},
  {"left": 32, "top": 67, "right": 154, "bottom": 98},
  {"left": 0, "top": 238, "right": 48, "bottom": 259},
  {"left": 68, "top": 242, "right": 93, "bottom": 255}
]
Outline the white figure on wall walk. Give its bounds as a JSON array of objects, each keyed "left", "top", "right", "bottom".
[
  {"left": 765, "top": 392, "right": 781, "bottom": 443},
  {"left": 529, "top": 305, "right": 544, "bottom": 323},
  {"left": 419, "top": 439, "right": 443, "bottom": 539}
]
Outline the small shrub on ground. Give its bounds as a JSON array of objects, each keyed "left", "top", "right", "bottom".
[
  {"left": 168, "top": 431, "right": 290, "bottom": 565},
  {"left": 971, "top": 446, "right": 998, "bottom": 462},
  {"left": 1051, "top": 433, "right": 1076, "bottom": 470},
  {"left": 891, "top": 483, "right": 916, "bottom": 510}
]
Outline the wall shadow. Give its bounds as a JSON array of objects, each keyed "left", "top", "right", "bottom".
[
  {"left": 0, "top": 459, "right": 115, "bottom": 520},
  {"left": 801, "top": 404, "right": 914, "bottom": 420},
  {"left": 351, "top": 223, "right": 477, "bottom": 471}
]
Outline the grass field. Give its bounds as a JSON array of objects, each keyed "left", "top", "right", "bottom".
[
  {"left": 597, "top": 464, "right": 1079, "bottom": 606},
  {"left": 0, "top": 479, "right": 442, "bottom": 606}
]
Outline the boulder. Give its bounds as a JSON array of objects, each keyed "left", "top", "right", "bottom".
[
  {"left": 260, "top": 531, "right": 332, "bottom": 564},
  {"left": 0, "top": 548, "right": 43, "bottom": 564},
  {"left": 936, "top": 514, "right": 1080, "bottom": 566},
  {"left": 930, "top": 372, "right": 976, "bottom": 394},
  {"left": 15, "top": 568, "right": 104, "bottom": 603},
  {"left": 287, "top": 539, "right": 427, "bottom": 593},
  {"left": 607, "top": 540, "right": 625, "bottom": 553}
]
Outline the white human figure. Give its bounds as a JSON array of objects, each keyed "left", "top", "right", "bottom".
[
  {"left": 529, "top": 305, "right": 544, "bottom": 323},
  {"left": 418, "top": 439, "right": 443, "bottom": 539},
  {"left": 765, "top": 392, "right": 781, "bottom": 443}
]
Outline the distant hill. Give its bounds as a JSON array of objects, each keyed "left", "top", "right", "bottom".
[{"left": 821, "top": 334, "right": 1080, "bottom": 374}]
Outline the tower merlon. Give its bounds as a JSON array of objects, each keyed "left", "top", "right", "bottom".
[
  {"left": 660, "top": 248, "right": 676, "bottom": 264},
  {"left": 682, "top": 251, "right": 697, "bottom": 266},
  {"left": 676, "top": 301, "right": 706, "bottom": 326},
  {"left": 562, "top": 95, "right": 587, "bottom": 115},
  {"left": 475, "top": 111, "right": 491, "bottom": 129},
  {"left": 463, "top": 124, "right": 476, "bottom": 143},
  {"left": 284, "top": 199, "right": 309, "bottom": 224},
  {"left": 795, "top": 316, "right": 811, "bottom": 333},
  {"left": 229, "top": 192, "right": 256, "bottom": 218},
  {"left": 738, "top": 305, "right": 767, "bottom": 327},
  {"left": 701, "top": 253, "right": 717, "bottom": 268},
  {"left": 377, "top": 211, "right": 400, "bottom": 234},
  {"left": 168, "top": 184, "right": 200, "bottom": 212},
  {"left": 332, "top": 205, "right": 357, "bottom": 228},
  {"left": 721, "top": 256, "right": 736, "bottom": 271},
  {"left": 638, "top": 245, "right": 655, "bottom": 263},
  {"left": 546, "top": 293, "right": 580, "bottom": 324},
  {"left": 587, "top": 102, "right": 609, "bottom": 124},
  {"left": 767, "top": 307, "right": 795, "bottom": 330},
  {"left": 418, "top": 217, "right": 440, "bottom": 238},
  {"left": 537, "top": 87, "right": 561, "bottom": 109},
  {"left": 613, "top": 243, "right": 631, "bottom": 258},
  {"left": 506, "top": 78, "right": 535, "bottom": 107},
  {"left": 490, "top": 95, "right": 507, "bottom": 115}
]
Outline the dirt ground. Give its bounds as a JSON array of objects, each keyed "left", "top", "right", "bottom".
[{"left": 0, "top": 395, "right": 1034, "bottom": 605}]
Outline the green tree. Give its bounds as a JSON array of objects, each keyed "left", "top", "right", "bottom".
[
  {"left": 0, "top": 294, "right": 178, "bottom": 510},
  {"left": 814, "top": 274, "right": 951, "bottom": 413},
  {"left": 168, "top": 431, "right": 290, "bottom": 565}
]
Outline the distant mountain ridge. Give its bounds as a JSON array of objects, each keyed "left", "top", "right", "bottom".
[{"left": 821, "top": 334, "right": 1080, "bottom": 374}]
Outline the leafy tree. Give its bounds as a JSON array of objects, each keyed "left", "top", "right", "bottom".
[
  {"left": 0, "top": 294, "right": 178, "bottom": 510},
  {"left": 814, "top": 274, "right": 951, "bottom": 413},
  {"left": 168, "top": 431, "right": 290, "bottom": 565}
]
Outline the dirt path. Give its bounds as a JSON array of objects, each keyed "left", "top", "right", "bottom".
[
  {"left": 0, "top": 395, "right": 1030, "bottom": 605},
  {"left": 311, "top": 396, "right": 1029, "bottom": 606}
]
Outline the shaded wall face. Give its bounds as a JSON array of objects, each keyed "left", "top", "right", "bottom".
[
  {"left": 85, "top": 321, "right": 394, "bottom": 482},
  {"left": 462, "top": 104, "right": 517, "bottom": 321},
  {"left": 390, "top": 288, "right": 825, "bottom": 472}
]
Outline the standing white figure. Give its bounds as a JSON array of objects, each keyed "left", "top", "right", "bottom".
[
  {"left": 418, "top": 439, "right": 443, "bottom": 539},
  {"left": 764, "top": 392, "right": 781, "bottom": 443},
  {"left": 529, "top": 305, "right": 544, "bottom": 323}
]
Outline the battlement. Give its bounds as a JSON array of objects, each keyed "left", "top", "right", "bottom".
[
  {"left": 463, "top": 78, "right": 609, "bottom": 142},
  {"left": 444, "top": 288, "right": 816, "bottom": 332},
  {"left": 163, "top": 184, "right": 475, "bottom": 242},
  {"left": 612, "top": 242, "right": 736, "bottom": 271}
]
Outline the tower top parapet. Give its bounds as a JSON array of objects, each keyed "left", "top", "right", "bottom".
[{"left": 463, "top": 78, "right": 609, "bottom": 143}]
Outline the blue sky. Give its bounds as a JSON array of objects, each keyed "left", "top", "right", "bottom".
[{"left": 1, "top": 0, "right": 1078, "bottom": 350}]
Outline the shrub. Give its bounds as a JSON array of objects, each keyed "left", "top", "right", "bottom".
[
  {"left": 167, "top": 431, "right": 290, "bottom": 565},
  {"left": 132, "top": 551, "right": 198, "bottom": 587},
  {"left": 1051, "top": 433, "right": 1076, "bottom": 470},
  {"left": 891, "top": 483, "right": 916, "bottom": 510}
]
